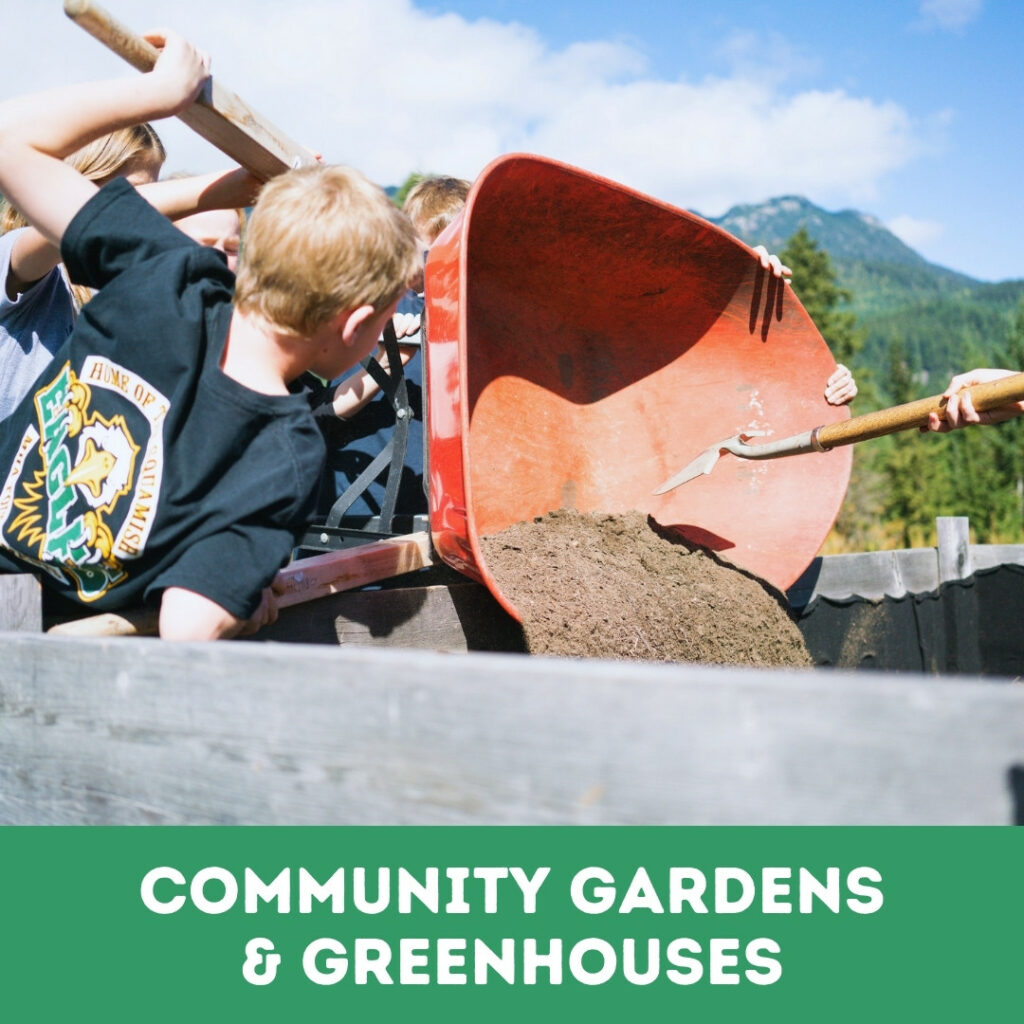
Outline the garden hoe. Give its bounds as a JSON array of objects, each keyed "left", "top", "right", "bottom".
[{"left": 655, "top": 372, "right": 1024, "bottom": 494}]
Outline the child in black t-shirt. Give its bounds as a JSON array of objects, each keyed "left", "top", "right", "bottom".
[{"left": 0, "top": 30, "right": 420, "bottom": 640}]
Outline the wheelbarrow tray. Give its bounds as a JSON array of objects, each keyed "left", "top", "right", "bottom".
[{"left": 424, "top": 153, "right": 851, "bottom": 620}]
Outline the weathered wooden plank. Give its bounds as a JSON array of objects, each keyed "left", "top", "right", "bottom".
[
  {"left": 937, "top": 516, "right": 973, "bottom": 583},
  {"left": 0, "top": 575, "right": 42, "bottom": 633},
  {"left": 970, "top": 543, "right": 1024, "bottom": 572},
  {"left": 254, "top": 581, "right": 525, "bottom": 651},
  {"left": 789, "top": 542, "right": 1024, "bottom": 608},
  {"left": 788, "top": 549, "right": 938, "bottom": 605},
  {"left": 1, "top": 634, "right": 1021, "bottom": 825}
]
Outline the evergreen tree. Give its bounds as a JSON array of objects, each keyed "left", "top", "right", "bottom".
[
  {"left": 780, "top": 227, "right": 863, "bottom": 365},
  {"left": 879, "top": 338, "right": 950, "bottom": 547},
  {"left": 780, "top": 229, "right": 879, "bottom": 551},
  {"left": 976, "top": 300, "right": 1024, "bottom": 539},
  {"left": 927, "top": 327, "right": 1024, "bottom": 544}
]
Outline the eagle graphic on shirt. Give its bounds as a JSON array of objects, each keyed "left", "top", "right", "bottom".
[{"left": 0, "top": 356, "right": 168, "bottom": 602}]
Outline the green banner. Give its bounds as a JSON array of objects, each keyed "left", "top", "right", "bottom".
[{"left": 2, "top": 827, "right": 1020, "bottom": 1021}]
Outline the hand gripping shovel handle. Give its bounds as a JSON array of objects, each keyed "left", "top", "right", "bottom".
[
  {"left": 814, "top": 371, "right": 1024, "bottom": 449},
  {"left": 656, "top": 372, "right": 1024, "bottom": 494},
  {"left": 64, "top": 0, "right": 319, "bottom": 179}
]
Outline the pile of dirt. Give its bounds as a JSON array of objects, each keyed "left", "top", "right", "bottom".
[{"left": 479, "top": 509, "right": 812, "bottom": 668}]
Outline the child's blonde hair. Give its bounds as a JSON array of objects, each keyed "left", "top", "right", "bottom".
[
  {"left": 234, "top": 164, "right": 420, "bottom": 338},
  {"left": 0, "top": 123, "right": 165, "bottom": 311},
  {"left": 0, "top": 123, "right": 165, "bottom": 233},
  {"left": 402, "top": 176, "right": 471, "bottom": 243}
]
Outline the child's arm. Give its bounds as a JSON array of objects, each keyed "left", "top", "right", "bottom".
[
  {"left": 331, "top": 344, "right": 419, "bottom": 419},
  {"left": 4, "top": 169, "right": 256, "bottom": 299},
  {"left": 3, "top": 230, "right": 66, "bottom": 299},
  {"left": 331, "top": 358, "right": 383, "bottom": 419},
  {"left": 159, "top": 582, "right": 282, "bottom": 641},
  {"left": 137, "top": 167, "right": 261, "bottom": 222},
  {"left": 331, "top": 313, "right": 421, "bottom": 418},
  {"left": 0, "top": 30, "right": 209, "bottom": 248}
]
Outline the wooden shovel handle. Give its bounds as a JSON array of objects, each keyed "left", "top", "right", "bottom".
[
  {"left": 815, "top": 372, "right": 1024, "bottom": 450},
  {"left": 63, "top": 0, "right": 319, "bottom": 180}
]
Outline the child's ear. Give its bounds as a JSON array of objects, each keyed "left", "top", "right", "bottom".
[{"left": 338, "top": 304, "right": 377, "bottom": 348}]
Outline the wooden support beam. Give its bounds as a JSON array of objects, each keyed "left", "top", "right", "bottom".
[
  {"left": 253, "top": 581, "right": 525, "bottom": 651},
  {"left": 2, "top": 635, "right": 1022, "bottom": 825}
]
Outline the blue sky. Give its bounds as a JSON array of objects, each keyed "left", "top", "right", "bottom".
[
  {"left": 8, "top": 0, "right": 1022, "bottom": 280},
  {"left": 420, "top": 0, "right": 1021, "bottom": 281}
]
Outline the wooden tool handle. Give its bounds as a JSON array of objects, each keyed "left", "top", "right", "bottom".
[
  {"left": 46, "top": 533, "right": 436, "bottom": 637},
  {"left": 63, "top": 0, "right": 319, "bottom": 180},
  {"left": 64, "top": 0, "right": 156, "bottom": 70},
  {"left": 275, "top": 532, "right": 435, "bottom": 610},
  {"left": 815, "top": 372, "right": 1024, "bottom": 450}
]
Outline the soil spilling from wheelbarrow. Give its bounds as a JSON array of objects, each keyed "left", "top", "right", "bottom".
[{"left": 479, "top": 509, "right": 812, "bottom": 667}]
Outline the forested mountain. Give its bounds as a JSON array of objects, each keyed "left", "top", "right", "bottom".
[
  {"left": 708, "top": 195, "right": 944, "bottom": 271},
  {"left": 691, "top": 195, "right": 1024, "bottom": 550},
  {"left": 704, "top": 195, "right": 1024, "bottom": 396}
]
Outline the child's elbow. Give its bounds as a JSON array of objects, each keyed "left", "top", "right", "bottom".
[{"left": 158, "top": 587, "right": 246, "bottom": 641}]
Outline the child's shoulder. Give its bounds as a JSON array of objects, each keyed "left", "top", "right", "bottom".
[{"left": 65, "top": 180, "right": 187, "bottom": 260}]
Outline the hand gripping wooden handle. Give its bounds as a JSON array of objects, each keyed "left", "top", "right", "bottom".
[
  {"left": 63, "top": 0, "right": 319, "bottom": 180},
  {"left": 815, "top": 372, "right": 1024, "bottom": 450}
]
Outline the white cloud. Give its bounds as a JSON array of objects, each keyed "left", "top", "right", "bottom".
[
  {"left": 7, "top": 0, "right": 926, "bottom": 217},
  {"left": 528, "top": 81, "right": 919, "bottom": 215},
  {"left": 714, "top": 29, "right": 822, "bottom": 86},
  {"left": 917, "top": 0, "right": 984, "bottom": 31},
  {"left": 886, "top": 214, "right": 945, "bottom": 248}
]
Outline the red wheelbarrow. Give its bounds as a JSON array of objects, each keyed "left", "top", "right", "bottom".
[
  {"left": 59, "top": 4, "right": 849, "bottom": 637},
  {"left": 424, "top": 154, "right": 852, "bottom": 620}
]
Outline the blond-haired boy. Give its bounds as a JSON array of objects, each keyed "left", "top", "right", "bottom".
[
  {"left": 402, "top": 175, "right": 471, "bottom": 248},
  {"left": 326, "top": 175, "right": 471, "bottom": 423},
  {"left": 0, "top": 31, "right": 419, "bottom": 640},
  {"left": 312, "top": 176, "right": 470, "bottom": 527}
]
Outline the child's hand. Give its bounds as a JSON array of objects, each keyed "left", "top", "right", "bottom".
[
  {"left": 143, "top": 29, "right": 211, "bottom": 116},
  {"left": 925, "top": 368, "right": 1024, "bottom": 432},
  {"left": 391, "top": 312, "right": 421, "bottom": 340},
  {"left": 752, "top": 244, "right": 792, "bottom": 282},
  {"left": 825, "top": 363, "right": 857, "bottom": 406},
  {"left": 234, "top": 575, "right": 284, "bottom": 637}
]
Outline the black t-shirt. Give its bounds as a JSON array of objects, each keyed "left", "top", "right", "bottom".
[{"left": 0, "top": 178, "right": 325, "bottom": 618}]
